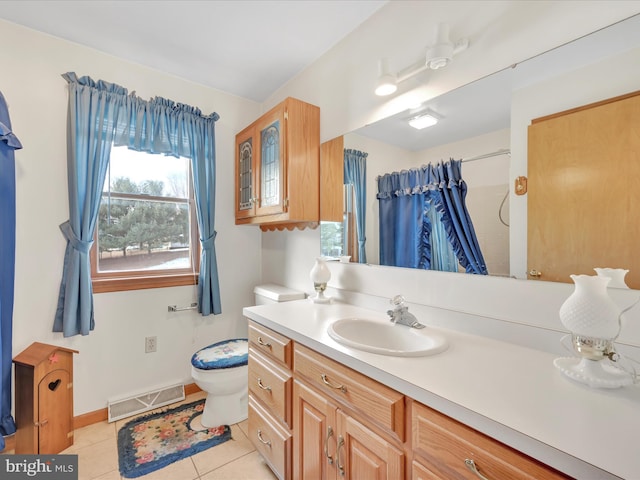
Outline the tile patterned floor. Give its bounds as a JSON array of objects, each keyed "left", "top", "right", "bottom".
[{"left": 60, "top": 392, "right": 278, "bottom": 480}]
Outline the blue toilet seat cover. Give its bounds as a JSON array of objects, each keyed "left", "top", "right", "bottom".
[{"left": 191, "top": 338, "right": 248, "bottom": 370}]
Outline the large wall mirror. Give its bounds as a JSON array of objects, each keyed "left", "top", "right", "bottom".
[{"left": 321, "top": 13, "right": 640, "bottom": 283}]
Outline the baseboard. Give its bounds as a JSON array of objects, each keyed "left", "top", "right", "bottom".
[
  {"left": 1, "top": 434, "right": 15, "bottom": 453},
  {"left": 1, "top": 383, "right": 203, "bottom": 453}
]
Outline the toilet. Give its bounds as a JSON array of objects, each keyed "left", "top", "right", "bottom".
[{"left": 191, "top": 284, "right": 305, "bottom": 427}]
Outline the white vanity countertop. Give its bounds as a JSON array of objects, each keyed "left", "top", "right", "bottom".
[{"left": 243, "top": 300, "right": 640, "bottom": 480}]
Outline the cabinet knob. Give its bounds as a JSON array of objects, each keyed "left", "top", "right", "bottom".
[
  {"left": 321, "top": 374, "right": 347, "bottom": 393},
  {"left": 528, "top": 269, "right": 542, "bottom": 278},
  {"left": 257, "top": 336, "right": 272, "bottom": 349},
  {"left": 337, "top": 435, "right": 345, "bottom": 476},
  {"left": 324, "top": 426, "right": 334, "bottom": 464},
  {"left": 257, "top": 429, "right": 271, "bottom": 447},
  {"left": 257, "top": 378, "right": 272, "bottom": 392},
  {"left": 465, "top": 459, "right": 491, "bottom": 480}
]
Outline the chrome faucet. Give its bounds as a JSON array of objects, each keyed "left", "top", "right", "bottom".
[{"left": 387, "top": 295, "right": 425, "bottom": 329}]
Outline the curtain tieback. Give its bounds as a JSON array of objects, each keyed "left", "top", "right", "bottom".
[
  {"left": 200, "top": 231, "right": 217, "bottom": 251},
  {"left": 59, "top": 221, "right": 93, "bottom": 254}
]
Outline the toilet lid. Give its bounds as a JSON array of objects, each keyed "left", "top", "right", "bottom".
[{"left": 191, "top": 338, "right": 248, "bottom": 370}]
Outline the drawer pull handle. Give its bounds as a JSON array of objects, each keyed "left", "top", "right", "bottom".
[
  {"left": 257, "top": 337, "right": 272, "bottom": 348},
  {"left": 324, "top": 426, "right": 334, "bottom": 464},
  {"left": 257, "top": 378, "right": 272, "bottom": 392},
  {"left": 465, "top": 459, "right": 491, "bottom": 480},
  {"left": 257, "top": 429, "right": 272, "bottom": 447},
  {"left": 321, "top": 374, "right": 347, "bottom": 393},
  {"left": 337, "top": 435, "right": 345, "bottom": 476}
]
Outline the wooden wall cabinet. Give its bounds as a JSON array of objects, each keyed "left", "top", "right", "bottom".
[
  {"left": 13, "top": 342, "right": 78, "bottom": 454},
  {"left": 320, "top": 135, "right": 344, "bottom": 222},
  {"left": 235, "top": 97, "right": 320, "bottom": 231}
]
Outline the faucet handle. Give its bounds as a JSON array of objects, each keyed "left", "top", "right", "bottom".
[{"left": 390, "top": 295, "right": 405, "bottom": 307}]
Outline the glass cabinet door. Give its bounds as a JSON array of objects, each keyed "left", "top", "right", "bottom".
[
  {"left": 260, "top": 120, "right": 280, "bottom": 208},
  {"left": 255, "top": 108, "right": 285, "bottom": 216},
  {"left": 235, "top": 127, "right": 256, "bottom": 219}
]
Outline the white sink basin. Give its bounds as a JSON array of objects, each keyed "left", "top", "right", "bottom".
[{"left": 327, "top": 318, "right": 448, "bottom": 357}]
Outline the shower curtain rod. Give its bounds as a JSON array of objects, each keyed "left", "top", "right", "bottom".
[{"left": 461, "top": 148, "right": 511, "bottom": 163}]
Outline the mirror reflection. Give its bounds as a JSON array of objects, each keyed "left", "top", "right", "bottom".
[{"left": 321, "top": 14, "right": 640, "bottom": 280}]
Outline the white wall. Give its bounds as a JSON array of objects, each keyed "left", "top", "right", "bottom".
[{"left": 0, "top": 19, "right": 263, "bottom": 415}]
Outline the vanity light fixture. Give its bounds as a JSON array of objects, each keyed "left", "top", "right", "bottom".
[
  {"left": 408, "top": 112, "right": 439, "bottom": 130},
  {"left": 374, "top": 58, "right": 398, "bottom": 96},
  {"left": 375, "top": 22, "right": 469, "bottom": 97}
]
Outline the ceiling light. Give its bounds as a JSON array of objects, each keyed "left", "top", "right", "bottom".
[
  {"left": 374, "top": 23, "right": 469, "bottom": 96},
  {"left": 375, "top": 58, "right": 397, "bottom": 96},
  {"left": 408, "top": 113, "right": 438, "bottom": 130}
]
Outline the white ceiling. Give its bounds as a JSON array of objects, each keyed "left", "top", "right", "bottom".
[{"left": 0, "top": 0, "right": 388, "bottom": 102}]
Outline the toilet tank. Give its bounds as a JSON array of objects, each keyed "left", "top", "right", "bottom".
[{"left": 253, "top": 284, "right": 306, "bottom": 305}]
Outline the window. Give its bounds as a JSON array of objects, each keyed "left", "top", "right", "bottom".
[{"left": 91, "top": 146, "right": 199, "bottom": 293}]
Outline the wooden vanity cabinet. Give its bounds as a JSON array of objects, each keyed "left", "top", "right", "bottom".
[
  {"left": 235, "top": 97, "right": 320, "bottom": 231},
  {"left": 411, "top": 401, "right": 571, "bottom": 480},
  {"left": 247, "top": 320, "right": 574, "bottom": 480},
  {"left": 293, "top": 343, "right": 405, "bottom": 479},
  {"left": 247, "top": 321, "right": 294, "bottom": 479}
]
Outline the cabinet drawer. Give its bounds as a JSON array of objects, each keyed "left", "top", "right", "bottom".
[
  {"left": 248, "top": 320, "right": 292, "bottom": 367},
  {"left": 412, "top": 402, "right": 570, "bottom": 480},
  {"left": 294, "top": 343, "right": 404, "bottom": 442},
  {"left": 248, "top": 395, "right": 292, "bottom": 480},
  {"left": 248, "top": 347, "right": 292, "bottom": 428}
]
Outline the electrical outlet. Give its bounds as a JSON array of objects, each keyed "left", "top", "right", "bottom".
[{"left": 145, "top": 336, "right": 157, "bottom": 353}]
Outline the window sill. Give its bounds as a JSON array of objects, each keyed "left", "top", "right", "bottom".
[{"left": 92, "top": 273, "right": 198, "bottom": 293}]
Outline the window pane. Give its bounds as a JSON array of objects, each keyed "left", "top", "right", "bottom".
[
  {"left": 106, "top": 147, "right": 189, "bottom": 198},
  {"left": 97, "top": 197, "right": 191, "bottom": 272},
  {"left": 97, "top": 146, "right": 194, "bottom": 274}
]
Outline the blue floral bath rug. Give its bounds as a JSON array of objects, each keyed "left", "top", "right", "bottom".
[{"left": 117, "top": 399, "right": 232, "bottom": 478}]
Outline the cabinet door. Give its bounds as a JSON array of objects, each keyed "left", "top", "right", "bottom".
[
  {"left": 255, "top": 107, "right": 286, "bottom": 217},
  {"left": 293, "top": 380, "right": 338, "bottom": 480},
  {"left": 337, "top": 410, "right": 404, "bottom": 480},
  {"left": 38, "top": 370, "right": 72, "bottom": 454},
  {"left": 235, "top": 125, "right": 256, "bottom": 219}
]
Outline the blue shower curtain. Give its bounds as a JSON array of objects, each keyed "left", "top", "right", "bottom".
[
  {"left": 0, "top": 91, "right": 21, "bottom": 448},
  {"left": 377, "top": 160, "right": 486, "bottom": 274}
]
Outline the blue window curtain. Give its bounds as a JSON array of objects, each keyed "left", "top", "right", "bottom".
[
  {"left": 54, "top": 73, "right": 127, "bottom": 337},
  {"left": 113, "top": 93, "right": 222, "bottom": 316},
  {"left": 55, "top": 73, "right": 222, "bottom": 337},
  {"left": 377, "top": 160, "right": 485, "bottom": 274},
  {"left": 344, "top": 149, "right": 367, "bottom": 263},
  {"left": 0, "top": 91, "right": 21, "bottom": 448}
]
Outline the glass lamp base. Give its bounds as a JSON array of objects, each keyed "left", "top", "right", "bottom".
[{"left": 554, "top": 357, "right": 633, "bottom": 388}]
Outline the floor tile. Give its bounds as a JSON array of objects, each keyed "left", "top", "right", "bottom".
[
  {"left": 74, "top": 437, "right": 119, "bottom": 480},
  {"left": 135, "top": 457, "right": 199, "bottom": 480},
  {"left": 199, "top": 451, "right": 277, "bottom": 479},
  {"left": 191, "top": 424, "right": 256, "bottom": 477},
  {"left": 72, "top": 421, "right": 117, "bottom": 450}
]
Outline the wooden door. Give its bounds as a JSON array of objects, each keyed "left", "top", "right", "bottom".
[
  {"left": 38, "top": 370, "right": 72, "bottom": 454},
  {"left": 293, "top": 380, "right": 338, "bottom": 480},
  {"left": 527, "top": 91, "right": 640, "bottom": 287},
  {"left": 337, "top": 410, "right": 404, "bottom": 479}
]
